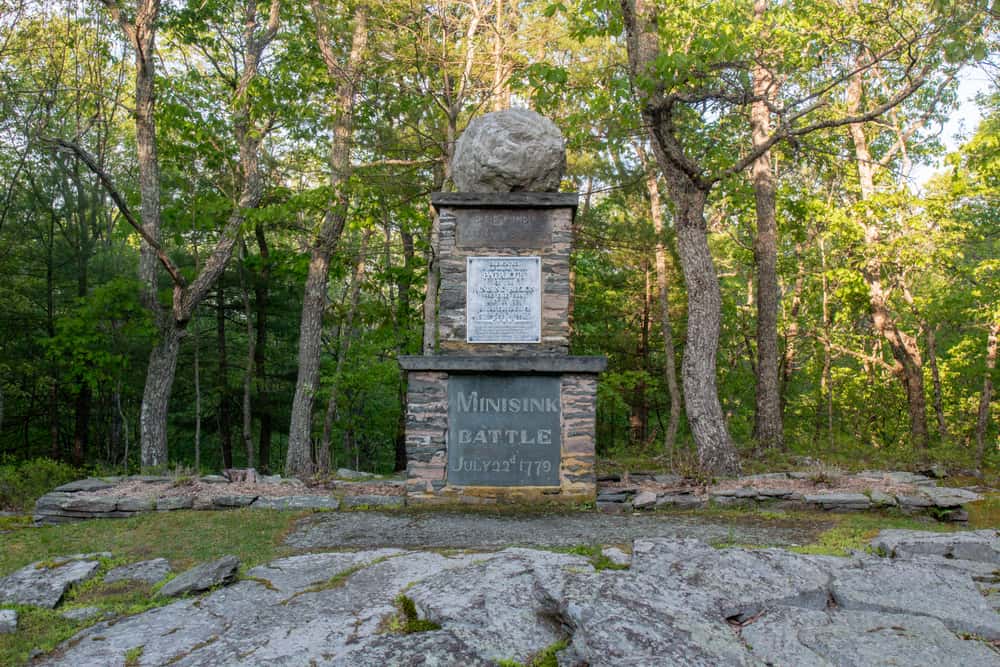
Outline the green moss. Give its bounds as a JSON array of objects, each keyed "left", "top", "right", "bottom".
[
  {"left": 498, "top": 639, "right": 571, "bottom": 667},
  {"left": 386, "top": 594, "right": 441, "bottom": 633}
]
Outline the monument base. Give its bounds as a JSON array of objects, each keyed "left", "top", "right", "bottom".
[{"left": 399, "top": 356, "right": 605, "bottom": 505}]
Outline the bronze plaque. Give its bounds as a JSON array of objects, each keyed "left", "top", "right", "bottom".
[{"left": 456, "top": 208, "right": 550, "bottom": 248}]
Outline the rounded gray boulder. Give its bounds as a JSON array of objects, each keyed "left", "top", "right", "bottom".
[{"left": 451, "top": 109, "right": 565, "bottom": 193}]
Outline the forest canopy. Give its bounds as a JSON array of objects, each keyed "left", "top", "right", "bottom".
[{"left": 0, "top": 0, "right": 996, "bottom": 477}]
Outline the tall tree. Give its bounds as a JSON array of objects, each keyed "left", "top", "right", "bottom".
[{"left": 286, "top": 2, "right": 368, "bottom": 477}]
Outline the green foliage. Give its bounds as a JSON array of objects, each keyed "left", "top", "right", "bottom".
[{"left": 0, "top": 458, "right": 81, "bottom": 511}]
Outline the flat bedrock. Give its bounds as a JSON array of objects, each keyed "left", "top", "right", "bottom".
[{"left": 30, "top": 529, "right": 1000, "bottom": 666}]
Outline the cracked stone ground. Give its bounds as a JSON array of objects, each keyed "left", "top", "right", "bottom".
[{"left": 32, "top": 516, "right": 1000, "bottom": 666}]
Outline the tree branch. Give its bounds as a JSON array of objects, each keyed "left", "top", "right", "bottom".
[{"left": 42, "top": 137, "right": 187, "bottom": 288}]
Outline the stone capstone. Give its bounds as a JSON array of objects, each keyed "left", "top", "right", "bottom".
[
  {"left": 0, "top": 557, "right": 101, "bottom": 608},
  {"left": 104, "top": 558, "right": 172, "bottom": 586},
  {"left": 156, "top": 555, "right": 239, "bottom": 598},
  {"left": 451, "top": 109, "right": 565, "bottom": 193}
]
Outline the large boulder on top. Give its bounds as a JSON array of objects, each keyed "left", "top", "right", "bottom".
[{"left": 451, "top": 109, "right": 565, "bottom": 193}]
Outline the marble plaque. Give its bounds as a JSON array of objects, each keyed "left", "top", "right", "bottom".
[
  {"left": 448, "top": 375, "right": 561, "bottom": 486},
  {"left": 466, "top": 256, "right": 541, "bottom": 343},
  {"left": 455, "top": 208, "right": 550, "bottom": 248}
]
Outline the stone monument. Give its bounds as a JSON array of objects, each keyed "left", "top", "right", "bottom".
[{"left": 399, "top": 109, "right": 605, "bottom": 504}]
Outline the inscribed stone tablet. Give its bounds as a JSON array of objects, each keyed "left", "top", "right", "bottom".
[
  {"left": 448, "top": 375, "right": 561, "bottom": 486},
  {"left": 466, "top": 256, "right": 541, "bottom": 343},
  {"left": 455, "top": 208, "right": 550, "bottom": 248}
]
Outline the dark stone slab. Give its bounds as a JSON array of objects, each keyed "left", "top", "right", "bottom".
[
  {"left": 398, "top": 355, "right": 606, "bottom": 374},
  {"left": 431, "top": 191, "right": 578, "bottom": 211},
  {"left": 341, "top": 495, "right": 405, "bottom": 509},
  {"left": 448, "top": 375, "right": 561, "bottom": 487},
  {"left": 456, "top": 208, "right": 551, "bottom": 248},
  {"left": 156, "top": 555, "right": 239, "bottom": 598}
]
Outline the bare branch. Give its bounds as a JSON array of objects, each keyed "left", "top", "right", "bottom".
[{"left": 42, "top": 137, "right": 187, "bottom": 288}]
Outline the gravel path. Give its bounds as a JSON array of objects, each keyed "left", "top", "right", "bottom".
[{"left": 285, "top": 509, "right": 833, "bottom": 550}]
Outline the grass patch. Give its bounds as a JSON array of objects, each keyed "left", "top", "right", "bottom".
[
  {"left": 0, "top": 605, "right": 82, "bottom": 666},
  {"left": 0, "top": 510, "right": 306, "bottom": 666},
  {"left": 967, "top": 493, "right": 1000, "bottom": 529},
  {"left": 498, "top": 638, "right": 571, "bottom": 667},
  {"left": 0, "top": 508, "right": 306, "bottom": 576},
  {"left": 555, "top": 545, "right": 629, "bottom": 571},
  {"left": 384, "top": 594, "right": 441, "bottom": 633},
  {"left": 124, "top": 645, "right": 144, "bottom": 666}
]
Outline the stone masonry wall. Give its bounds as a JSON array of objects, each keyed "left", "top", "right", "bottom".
[
  {"left": 405, "top": 370, "right": 597, "bottom": 504},
  {"left": 437, "top": 206, "right": 572, "bottom": 355}
]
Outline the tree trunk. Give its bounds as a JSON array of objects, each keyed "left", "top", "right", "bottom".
[
  {"left": 287, "top": 248, "right": 331, "bottom": 477},
  {"left": 286, "top": 4, "right": 367, "bottom": 477},
  {"left": 926, "top": 324, "right": 947, "bottom": 441},
  {"left": 976, "top": 323, "right": 998, "bottom": 468},
  {"left": 669, "top": 181, "right": 740, "bottom": 475},
  {"left": 750, "top": 0, "right": 782, "bottom": 452},
  {"left": 193, "top": 319, "right": 201, "bottom": 472},
  {"left": 622, "top": 0, "right": 739, "bottom": 475},
  {"left": 238, "top": 239, "right": 255, "bottom": 468},
  {"left": 139, "top": 325, "right": 182, "bottom": 468},
  {"left": 638, "top": 147, "right": 681, "bottom": 456},
  {"left": 318, "top": 230, "right": 369, "bottom": 473},
  {"left": 780, "top": 245, "right": 806, "bottom": 409},
  {"left": 254, "top": 223, "right": 271, "bottom": 472},
  {"left": 216, "top": 283, "right": 233, "bottom": 469},
  {"left": 72, "top": 386, "right": 90, "bottom": 466},
  {"left": 846, "top": 68, "right": 929, "bottom": 452}
]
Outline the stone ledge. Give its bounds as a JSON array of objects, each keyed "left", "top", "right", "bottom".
[
  {"left": 399, "top": 355, "right": 607, "bottom": 373},
  {"left": 431, "top": 191, "right": 578, "bottom": 211}
]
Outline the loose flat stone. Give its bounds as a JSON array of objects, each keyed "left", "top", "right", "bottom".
[
  {"left": 754, "top": 488, "right": 795, "bottom": 498},
  {"left": 341, "top": 495, "right": 404, "bottom": 509},
  {"left": 868, "top": 490, "right": 897, "bottom": 507},
  {"left": 60, "top": 496, "right": 119, "bottom": 513},
  {"left": 804, "top": 493, "right": 871, "bottom": 509},
  {"left": 60, "top": 606, "right": 102, "bottom": 622},
  {"left": 656, "top": 494, "right": 704, "bottom": 509},
  {"left": 115, "top": 496, "right": 155, "bottom": 512},
  {"left": 871, "top": 529, "right": 1000, "bottom": 563},
  {"left": 53, "top": 478, "right": 114, "bottom": 493},
  {"left": 0, "top": 609, "right": 17, "bottom": 635},
  {"left": 895, "top": 494, "right": 936, "bottom": 509},
  {"left": 155, "top": 496, "right": 194, "bottom": 511},
  {"left": 886, "top": 471, "right": 932, "bottom": 485},
  {"left": 919, "top": 486, "right": 982, "bottom": 507},
  {"left": 652, "top": 473, "right": 682, "bottom": 484},
  {"left": 596, "top": 490, "right": 633, "bottom": 503},
  {"left": 199, "top": 475, "right": 229, "bottom": 484},
  {"left": 831, "top": 557, "right": 1000, "bottom": 639},
  {"left": 128, "top": 475, "right": 171, "bottom": 483},
  {"left": 744, "top": 473, "right": 790, "bottom": 481},
  {"left": 105, "top": 558, "right": 172, "bottom": 586},
  {"left": 252, "top": 496, "right": 340, "bottom": 510},
  {"left": 336, "top": 468, "right": 373, "bottom": 480},
  {"left": 601, "top": 547, "right": 631, "bottom": 567},
  {"left": 213, "top": 495, "right": 258, "bottom": 508},
  {"left": 0, "top": 558, "right": 100, "bottom": 608},
  {"left": 156, "top": 556, "right": 239, "bottom": 598},
  {"left": 632, "top": 490, "right": 657, "bottom": 509},
  {"left": 0, "top": 609, "right": 16, "bottom": 634},
  {"left": 711, "top": 488, "right": 758, "bottom": 498}
]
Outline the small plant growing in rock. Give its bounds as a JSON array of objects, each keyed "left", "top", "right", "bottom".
[{"left": 386, "top": 594, "right": 440, "bottom": 633}]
